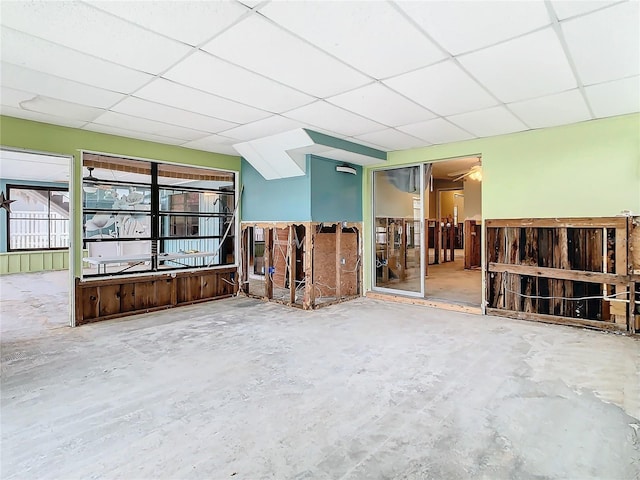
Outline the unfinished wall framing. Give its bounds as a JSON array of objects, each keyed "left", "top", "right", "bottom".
[
  {"left": 75, "top": 267, "right": 237, "bottom": 325},
  {"left": 240, "top": 222, "right": 362, "bottom": 309},
  {"left": 486, "top": 216, "right": 639, "bottom": 333}
]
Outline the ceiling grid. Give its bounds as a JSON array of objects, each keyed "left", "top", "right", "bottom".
[{"left": 0, "top": 0, "right": 637, "bottom": 157}]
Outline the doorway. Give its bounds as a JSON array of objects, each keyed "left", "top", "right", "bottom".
[{"left": 372, "top": 157, "right": 482, "bottom": 306}]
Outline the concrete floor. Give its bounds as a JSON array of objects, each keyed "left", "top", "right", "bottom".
[{"left": 1, "top": 271, "right": 639, "bottom": 479}]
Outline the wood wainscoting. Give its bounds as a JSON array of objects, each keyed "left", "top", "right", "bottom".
[{"left": 75, "top": 267, "right": 237, "bottom": 325}]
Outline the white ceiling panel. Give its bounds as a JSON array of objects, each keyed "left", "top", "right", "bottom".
[
  {"left": 0, "top": 105, "right": 87, "bottom": 129},
  {"left": 1, "top": 62, "right": 124, "bottom": 109},
  {"left": 283, "top": 101, "right": 385, "bottom": 137},
  {"left": 458, "top": 28, "right": 577, "bottom": 103},
  {"left": 202, "top": 16, "right": 370, "bottom": 97},
  {"left": 384, "top": 60, "right": 498, "bottom": 116},
  {"left": 585, "top": 76, "right": 640, "bottom": 118},
  {"left": 259, "top": 1, "right": 445, "bottom": 79},
  {"left": 354, "top": 128, "right": 428, "bottom": 151},
  {"left": 163, "top": 51, "right": 314, "bottom": 113},
  {"left": 508, "top": 89, "right": 592, "bottom": 129},
  {"left": 82, "top": 123, "right": 185, "bottom": 145},
  {"left": 398, "top": 118, "right": 475, "bottom": 145},
  {"left": 91, "top": 111, "right": 208, "bottom": 141},
  {"left": 112, "top": 97, "right": 237, "bottom": 133},
  {"left": 1, "top": 87, "right": 104, "bottom": 122},
  {"left": 551, "top": 1, "right": 622, "bottom": 20},
  {"left": 134, "top": 78, "right": 270, "bottom": 124},
  {"left": 86, "top": 0, "right": 249, "bottom": 46},
  {"left": 1, "top": 1, "right": 190, "bottom": 74},
  {"left": 219, "top": 116, "right": 306, "bottom": 142},
  {"left": 328, "top": 83, "right": 436, "bottom": 127},
  {"left": 0, "top": 28, "right": 154, "bottom": 93},
  {"left": 181, "top": 134, "right": 239, "bottom": 155},
  {"left": 562, "top": 1, "right": 640, "bottom": 86},
  {"left": 238, "top": 0, "right": 263, "bottom": 8},
  {"left": 396, "top": 1, "right": 551, "bottom": 55},
  {"left": 448, "top": 106, "right": 528, "bottom": 138}
]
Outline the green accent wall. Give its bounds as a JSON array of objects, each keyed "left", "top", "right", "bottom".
[
  {"left": 0, "top": 116, "right": 241, "bottom": 276},
  {"left": 363, "top": 113, "right": 640, "bottom": 291}
]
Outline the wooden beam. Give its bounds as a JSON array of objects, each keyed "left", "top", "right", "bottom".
[
  {"left": 303, "top": 225, "right": 315, "bottom": 310},
  {"left": 336, "top": 225, "right": 342, "bottom": 299},
  {"left": 366, "top": 291, "right": 481, "bottom": 315},
  {"left": 486, "top": 308, "right": 626, "bottom": 332},
  {"left": 485, "top": 217, "right": 628, "bottom": 229},
  {"left": 264, "top": 228, "right": 273, "bottom": 299},
  {"left": 289, "top": 225, "right": 296, "bottom": 305},
  {"left": 615, "top": 220, "right": 628, "bottom": 275},
  {"left": 488, "top": 262, "right": 628, "bottom": 286}
]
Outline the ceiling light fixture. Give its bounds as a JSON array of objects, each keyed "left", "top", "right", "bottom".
[{"left": 336, "top": 164, "right": 357, "bottom": 175}]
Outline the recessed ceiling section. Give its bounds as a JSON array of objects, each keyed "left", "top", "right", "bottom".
[
  {"left": 0, "top": 28, "right": 155, "bottom": 93},
  {"left": 86, "top": 0, "right": 249, "bottom": 47},
  {"left": 561, "top": 1, "right": 640, "bottom": 86},
  {"left": 202, "top": 15, "right": 371, "bottom": 97},
  {"left": 258, "top": 1, "right": 445, "bottom": 79},
  {"left": 235, "top": 129, "right": 386, "bottom": 180},
  {"left": 328, "top": 83, "right": 436, "bottom": 127},
  {"left": 163, "top": 51, "right": 314, "bottom": 113},
  {"left": 384, "top": 60, "right": 498, "bottom": 116},
  {"left": 1, "top": 1, "right": 191, "bottom": 74},
  {"left": 396, "top": 1, "right": 551, "bottom": 55},
  {"left": 458, "top": 28, "right": 577, "bottom": 103}
]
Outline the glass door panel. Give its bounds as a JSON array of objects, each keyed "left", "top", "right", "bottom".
[{"left": 373, "top": 166, "right": 423, "bottom": 295}]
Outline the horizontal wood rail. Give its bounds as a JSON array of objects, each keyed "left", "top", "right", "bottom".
[{"left": 488, "top": 262, "right": 629, "bottom": 286}]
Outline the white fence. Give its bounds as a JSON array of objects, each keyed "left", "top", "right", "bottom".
[{"left": 10, "top": 211, "right": 69, "bottom": 249}]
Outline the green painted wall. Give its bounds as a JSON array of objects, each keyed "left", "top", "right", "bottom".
[
  {"left": 363, "top": 113, "right": 640, "bottom": 291},
  {"left": 0, "top": 116, "right": 241, "bottom": 277}
]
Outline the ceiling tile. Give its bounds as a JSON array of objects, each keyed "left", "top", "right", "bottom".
[
  {"left": 218, "top": 116, "right": 306, "bottom": 141},
  {"left": 163, "top": 51, "right": 314, "bottom": 113},
  {"left": 82, "top": 123, "right": 184, "bottom": 145},
  {"left": 396, "top": 1, "right": 550, "bottom": 55},
  {"left": 1, "top": 1, "right": 191, "bottom": 74},
  {"left": 384, "top": 60, "right": 498, "bottom": 116},
  {"left": 318, "top": 149, "right": 385, "bottom": 166},
  {"left": 202, "top": 16, "right": 370, "bottom": 97},
  {"left": 282, "top": 101, "right": 385, "bottom": 137},
  {"left": 551, "top": 1, "right": 621, "bottom": 20},
  {"left": 181, "top": 135, "right": 239, "bottom": 155},
  {"left": 458, "top": 28, "right": 576, "bottom": 103},
  {"left": 1, "top": 87, "right": 104, "bottom": 122},
  {"left": 87, "top": 0, "right": 248, "bottom": 46},
  {"left": 258, "top": 1, "right": 445, "bottom": 79},
  {"left": 112, "top": 97, "right": 237, "bottom": 133},
  {"left": 447, "top": 106, "right": 528, "bottom": 138},
  {"left": 328, "top": 83, "right": 436, "bottom": 127},
  {"left": 134, "top": 78, "right": 270, "bottom": 124},
  {"left": 91, "top": 111, "right": 208, "bottom": 141},
  {"left": 561, "top": 1, "right": 639, "bottom": 85},
  {"left": 585, "top": 76, "right": 640, "bottom": 118},
  {"left": 398, "top": 118, "right": 475, "bottom": 145},
  {"left": 1, "top": 62, "right": 124, "bottom": 109},
  {"left": 353, "top": 129, "right": 428, "bottom": 151},
  {"left": 0, "top": 105, "right": 86, "bottom": 129},
  {"left": 0, "top": 28, "right": 154, "bottom": 93},
  {"left": 508, "top": 89, "right": 591, "bottom": 129}
]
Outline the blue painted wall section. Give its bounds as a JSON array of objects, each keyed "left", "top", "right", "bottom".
[
  {"left": 240, "top": 158, "right": 311, "bottom": 222},
  {"left": 240, "top": 155, "right": 362, "bottom": 223},
  {"left": 310, "top": 155, "right": 362, "bottom": 222}
]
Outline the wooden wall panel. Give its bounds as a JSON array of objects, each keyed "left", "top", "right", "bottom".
[
  {"left": 314, "top": 232, "right": 337, "bottom": 298},
  {"left": 75, "top": 267, "right": 236, "bottom": 325},
  {"left": 340, "top": 231, "right": 359, "bottom": 297}
]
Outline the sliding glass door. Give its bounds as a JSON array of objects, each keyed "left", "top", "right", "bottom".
[{"left": 373, "top": 165, "right": 425, "bottom": 296}]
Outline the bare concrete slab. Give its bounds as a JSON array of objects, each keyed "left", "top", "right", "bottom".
[{"left": 1, "top": 271, "right": 639, "bottom": 479}]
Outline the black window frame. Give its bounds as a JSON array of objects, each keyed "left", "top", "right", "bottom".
[{"left": 6, "top": 184, "right": 70, "bottom": 252}]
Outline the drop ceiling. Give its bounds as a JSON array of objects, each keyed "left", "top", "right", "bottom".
[{"left": 0, "top": 0, "right": 638, "bottom": 159}]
